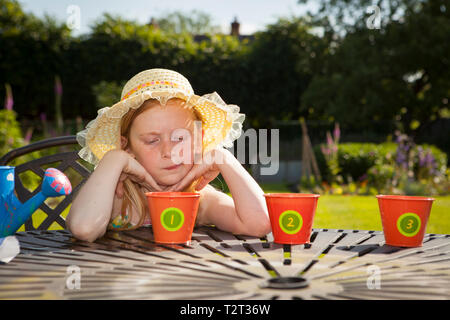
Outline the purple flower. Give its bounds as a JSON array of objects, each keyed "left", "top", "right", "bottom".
[
  {"left": 333, "top": 123, "right": 340, "bottom": 142},
  {"left": 321, "top": 145, "right": 330, "bottom": 156},
  {"left": 425, "top": 151, "right": 435, "bottom": 167},
  {"left": 5, "top": 97, "right": 13, "bottom": 110},
  {"left": 396, "top": 152, "right": 406, "bottom": 167},
  {"left": 4, "top": 84, "right": 13, "bottom": 110},
  {"left": 326, "top": 131, "right": 333, "bottom": 147},
  {"left": 24, "top": 127, "right": 33, "bottom": 144},
  {"left": 419, "top": 156, "right": 426, "bottom": 167},
  {"left": 54, "top": 76, "right": 63, "bottom": 96},
  {"left": 417, "top": 147, "right": 426, "bottom": 167}
]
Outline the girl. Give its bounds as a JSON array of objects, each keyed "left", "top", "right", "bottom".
[{"left": 67, "top": 68, "right": 271, "bottom": 242}]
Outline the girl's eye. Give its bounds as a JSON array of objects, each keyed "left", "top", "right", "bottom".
[{"left": 145, "top": 139, "right": 158, "bottom": 145}]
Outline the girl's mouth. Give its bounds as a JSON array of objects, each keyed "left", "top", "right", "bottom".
[{"left": 164, "top": 164, "right": 181, "bottom": 170}]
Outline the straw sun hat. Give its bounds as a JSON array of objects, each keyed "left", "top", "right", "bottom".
[{"left": 77, "top": 68, "right": 246, "bottom": 165}]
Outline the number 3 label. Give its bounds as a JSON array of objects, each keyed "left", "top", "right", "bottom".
[
  {"left": 397, "top": 213, "right": 421, "bottom": 237},
  {"left": 279, "top": 210, "right": 303, "bottom": 234},
  {"left": 160, "top": 207, "right": 185, "bottom": 232}
]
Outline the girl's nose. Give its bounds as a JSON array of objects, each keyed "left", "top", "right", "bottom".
[{"left": 160, "top": 140, "right": 173, "bottom": 159}]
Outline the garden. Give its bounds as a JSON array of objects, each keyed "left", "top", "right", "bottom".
[{"left": 1, "top": 0, "right": 449, "bottom": 234}]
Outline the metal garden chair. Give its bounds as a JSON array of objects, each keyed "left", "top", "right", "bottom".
[{"left": 0, "top": 135, "right": 91, "bottom": 231}]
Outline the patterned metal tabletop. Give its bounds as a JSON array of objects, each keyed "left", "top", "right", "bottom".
[{"left": 1, "top": 227, "right": 449, "bottom": 300}]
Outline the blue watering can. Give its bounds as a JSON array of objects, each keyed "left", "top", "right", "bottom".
[{"left": 0, "top": 166, "right": 72, "bottom": 237}]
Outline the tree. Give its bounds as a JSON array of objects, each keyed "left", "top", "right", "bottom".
[
  {"left": 0, "top": 0, "right": 71, "bottom": 38},
  {"left": 0, "top": 0, "right": 72, "bottom": 119},
  {"left": 244, "top": 17, "right": 328, "bottom": 128},
  {"left": 155, "top": 10, "right": 221, "bottom": 35},
  {"left": 300, "top": 0, "right": 450, "bottom": 139}
]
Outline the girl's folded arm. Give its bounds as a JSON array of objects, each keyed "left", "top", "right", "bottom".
[
  {"left": 199, "top": 185, "right": 269, "bottom": 238},
  {"left": 66, "top": 150, "right": 127, "bottom": 242},
  {"left": 199, "top": 149, "right": 271, "bottom": 237},
  {"left": 218, "top": 149, "right": 271, "bottom": 237}
]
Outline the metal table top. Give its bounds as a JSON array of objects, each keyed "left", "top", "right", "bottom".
[{"left": 1, "top": 227, "right": 449, "bottom": 300}]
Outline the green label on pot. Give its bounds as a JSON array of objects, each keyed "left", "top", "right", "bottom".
[
  {"left": 161, "top": 207, "right": 185, "bottom": 232},
  {"left": 397, "top": 212, "right": 421, "bottom": 237},
  {"left": 279, "top": 210, "right": 303, "bottom": 234}
]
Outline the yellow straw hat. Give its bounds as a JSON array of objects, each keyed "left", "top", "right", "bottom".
[{"left": 77, "top": 68, "right": 245, "bottom": 165}]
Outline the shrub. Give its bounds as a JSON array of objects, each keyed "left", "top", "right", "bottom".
[
  {"left": 0, "top": 109, "right": 42, "bottom": 191},
  {"left": 314, "top": 142, "right": 393, "bottom": 182},
  {"left": 0, "top": 109, "right": 25, "bottom": 158},
  {"left": 367, "top": 163, "right": 396, "bottom": 194},
  {"left": 314, "top": 142, "right": 447, "bottom": 184},
  {"left": 338, "top": 143, "right": 397, "bottom": 182},
  {"left": 312, "top": 136, "right": 449, "bottom": 196}
]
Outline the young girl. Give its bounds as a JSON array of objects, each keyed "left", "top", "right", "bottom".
[{"left": 67, "top": 68, "right": 270, "bottom": 242}]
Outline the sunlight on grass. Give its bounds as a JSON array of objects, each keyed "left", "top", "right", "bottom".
[{"left": 313, "top": 195, "right": 383, "bottom": 231}]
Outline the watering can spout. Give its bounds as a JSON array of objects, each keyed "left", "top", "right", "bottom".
[{"left": 1, "top": 167, "right": 72, "bottom": 237}]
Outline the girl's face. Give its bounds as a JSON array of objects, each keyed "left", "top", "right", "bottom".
[{"left": 125, "top": 99, "right": 198, "bottom": 187}]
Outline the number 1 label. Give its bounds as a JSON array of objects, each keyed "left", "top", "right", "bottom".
[{"left": 160, "top": 207, "right": 185, "bottom": 232}]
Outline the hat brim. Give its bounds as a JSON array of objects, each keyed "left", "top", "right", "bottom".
[{"left": 77, "top": 89, "right": 245, "bottom": 165}]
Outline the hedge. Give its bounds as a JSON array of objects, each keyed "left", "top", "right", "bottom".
[{"left": 314, "top": 142, "right": 448, "bottom": 183}]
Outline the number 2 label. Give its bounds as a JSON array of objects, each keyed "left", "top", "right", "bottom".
[
  {"left": 279, "top": 210, "right": 303, "bottom": 234},
  {"left": 287, "top": 217, "right": 295, "bottom": 227}
]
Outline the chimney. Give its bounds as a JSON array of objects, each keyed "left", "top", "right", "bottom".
[
  {"left": 230, "top": 16, "right": 240, "bottom": 36},
  {"left": 148, "top": 17, "right": 159, "bottom": 29}
]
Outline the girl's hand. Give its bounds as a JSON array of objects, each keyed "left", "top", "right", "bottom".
[
  {"left": 167, "top": 149, "right": 222, "bottom": 192},
  {"left": 114, "top": 151, "right": 165, "bottom": 198}
]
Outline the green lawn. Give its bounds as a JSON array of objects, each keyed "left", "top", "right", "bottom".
[{"left": 260, "top": 183, "right": 450, "bottom": 235}]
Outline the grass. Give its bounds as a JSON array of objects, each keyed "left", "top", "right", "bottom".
[{"left": 19, "top": 182, "right": 450, "bottom": 235}]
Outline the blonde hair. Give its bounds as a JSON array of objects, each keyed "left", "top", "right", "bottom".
[{"left": 116, "top": 98, "right": 202, "bottom": 230}]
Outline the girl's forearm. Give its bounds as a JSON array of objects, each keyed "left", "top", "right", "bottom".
[
  {"left": 66, "top": 150, "right": 126, "bottom": 241},
  {"left": 216, "top": 148, "right": 270, "bottom": 232}
]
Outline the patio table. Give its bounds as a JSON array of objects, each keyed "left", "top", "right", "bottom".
[{"left": 1, "top": 226, "right": 449, "bottom": 300}]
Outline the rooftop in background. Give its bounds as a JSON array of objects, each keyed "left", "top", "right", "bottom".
[{"left": 148, "top": 16, "right": 255, "bottom": 42}]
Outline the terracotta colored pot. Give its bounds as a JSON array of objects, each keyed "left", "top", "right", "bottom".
[
  {"left": 264, "top": 193, "right": 320, "bottom": 244},
  {"left": 376, "top": 195, "right": 434, "bottom": 247},
  {"left": 146, "top": 192, "right": 200, "bottom": 244}
]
